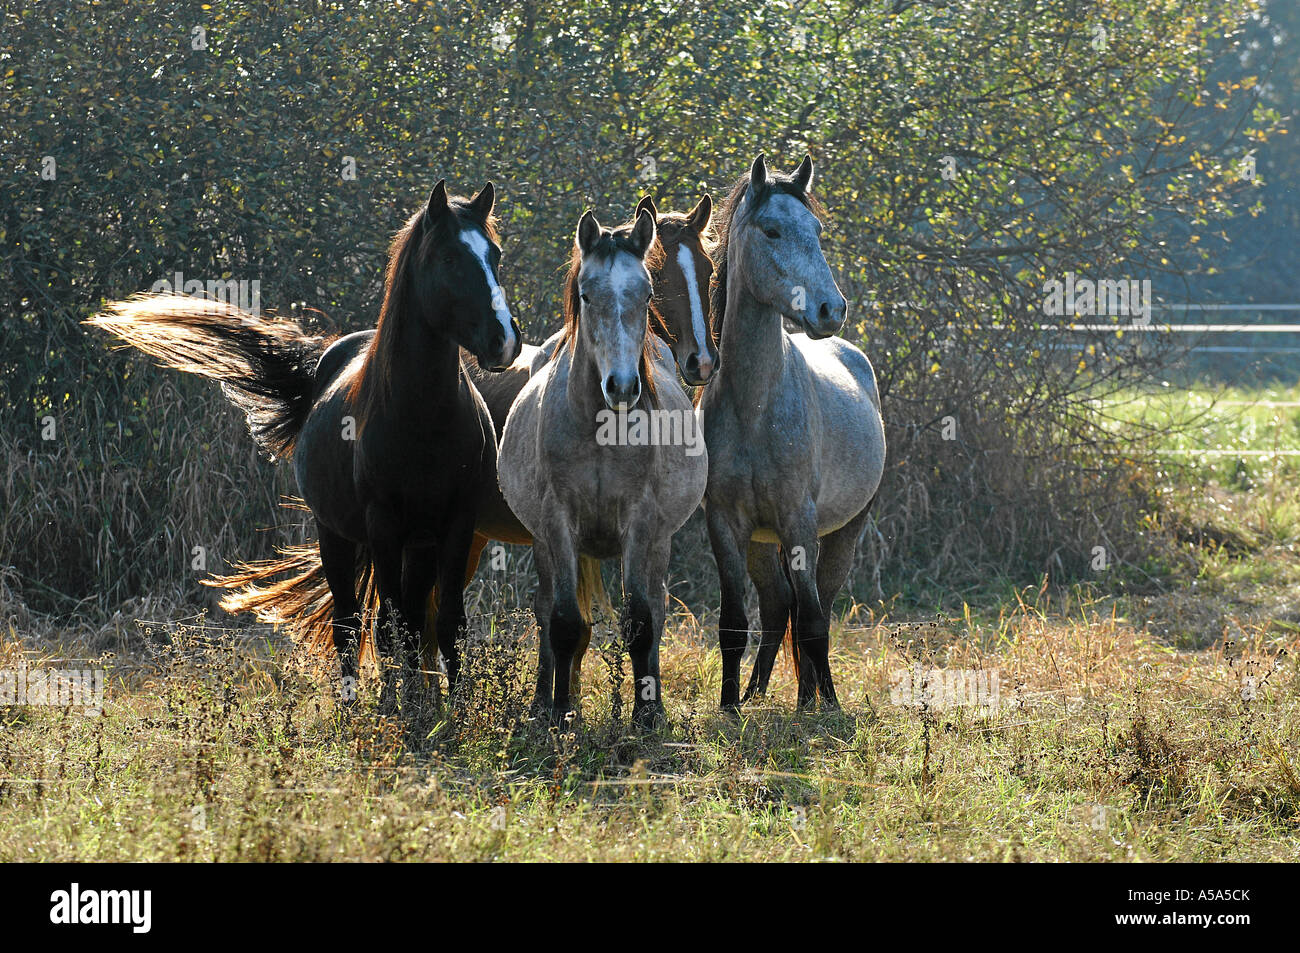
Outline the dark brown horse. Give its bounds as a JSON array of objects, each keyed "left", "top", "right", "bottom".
[
  {"left": 90, "top": 181, "right": 521, "bottom": 704},
  {"left": 212, "top": 196, "right": 718, "bottom": 697}
]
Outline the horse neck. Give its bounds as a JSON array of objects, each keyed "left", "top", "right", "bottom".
[
  {"left": 715, "top": 271, "right": 785, "bottom": 409},
  {"left": 365, "top": 303, "right": 461, "bottom": 418},
  {"left": 564, "top": 334, "right": 609, "bottom": 425}
]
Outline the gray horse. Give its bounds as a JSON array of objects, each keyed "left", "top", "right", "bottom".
[
  {"left": 499, "top": 207, "right": 708, "bottom": 726},
  {"left": 698, "top": 154, "right": 885, "bottom": 711}
]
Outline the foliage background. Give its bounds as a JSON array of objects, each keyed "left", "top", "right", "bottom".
[{"left": 0, "top": 0, "right": 1288, "bottom": 622}]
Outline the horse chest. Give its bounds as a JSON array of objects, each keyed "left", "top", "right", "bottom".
[{"left": 545, "top": 440, "right": 651, "bottom": 548}]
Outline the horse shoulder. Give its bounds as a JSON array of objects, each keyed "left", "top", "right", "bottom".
[
  {"left": 788, "top": 335, "right": 886, "bottom": 514},
  {"left": 468, "top": 354, "right": 532, "bottom": 439}
]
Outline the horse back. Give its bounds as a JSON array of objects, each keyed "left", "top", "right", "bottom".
[
  {"left": 305, "top": 330, "right": 368, "bottom": 394},
  {"left": 461, "top": 347, "right": 535, "bottom": 544},
  {"left": 463, "top": 345, "right": 540, "bottom": 439}
]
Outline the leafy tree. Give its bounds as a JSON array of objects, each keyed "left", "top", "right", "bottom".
[{"left": 0, "top": 0, "right": 1283, "bottom": 612}]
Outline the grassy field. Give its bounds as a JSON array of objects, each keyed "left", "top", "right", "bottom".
[{"left": 3, "top": 383, "right": 1300, "bottom": 862}]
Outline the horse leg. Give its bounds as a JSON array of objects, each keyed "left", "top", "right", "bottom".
[
  {"left": 540, "top": 524, "right": 582, "bottom": 723},
  {"left": 810, "top": 503, "right": 874, "bottom": 710},
  {"left": 399, "top": 544, "right": 439, "bottom": 708},
  {"left": 623, "top": 534, "right": 670, "bottom": 729},
  {"left": 568, "top": 556, "right": 601, "bottom": 713},
  {"left": 706, "top": 505, "right": 752, "bottom": 711},
  {"left": 420, "top": 533, "right": 488, "bottom": 675},
  {"left": 530, "top": 537, "right": 556, "bottom": 717},
  {"left": 780, "top": 507, "right": 828, "bottom": 711},
  {"left": 427, "top": 509, "right": 475, "bottom": 695},
  {"left": 568, "top": 620, "right": 592, "bottom": 716},
  {"left": 367, "top": 530, "right": 406, "bottom": 711},
  {"left": 318, "top": 524, "right": 361, "bottom": 692},
  {"left": 744, "top": 541, "right": 793, "bottom": 702}
]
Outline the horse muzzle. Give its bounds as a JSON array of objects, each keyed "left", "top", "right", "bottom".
[
  {"left": 682, "top": 350, "right": 718, "bottom": 385},
  {"left": 482, "top": 321, "right": 522, "bottom": 371},
  {"left": 601, "top": 373, "right": 641, "bottom": 411},
  {"left": 801, "top": 298, "right": 847, "bottom": 340}
]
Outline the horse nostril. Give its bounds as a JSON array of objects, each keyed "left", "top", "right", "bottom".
[
  {"left": 684, "top": 353, "right": 700, "bottom": 374},
  {"left": 604, "top": 374, "right": 640, "bottom": 406},
  {"left": 818, "top": 302, "right": 831, "bottom": 321}
]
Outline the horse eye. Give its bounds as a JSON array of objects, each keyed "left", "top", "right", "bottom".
[
  {"left": 763, "top": 228, "right": 780, "bottom": 239},
  {"left": 580, "top": 293, "right": 589, "bottom": 304}
]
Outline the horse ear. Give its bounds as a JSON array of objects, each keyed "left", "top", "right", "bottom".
[
  {"left": 792, "top": 154, "right": 814, "bottom": 194},
  {"left": 577, "top": 210, "right": 602, "bottom": 255},
  {"left": 687, "top": 194, "right": 713, "bottom": 232},
  {"left": 426, "top": 180, "right": 450, "bottom": 222},
  {"left": 468, "top": 181, "right": 496, "bottom": 221},
  {"left": 629, "top": 207, "right": 656, "bottom": 259},
  {"left": 747, "top": 154, "right": 769, "bottom": 203},
  {"left": 635, "top": 195, "right": 658, "bottom": 222}
]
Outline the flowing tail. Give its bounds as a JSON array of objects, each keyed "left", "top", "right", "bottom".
[
  {"left": 92, "top": 293, "right": 340, "bottom": 652},
  {"left": 780, "top": 547, "right": 800, "bottom": 683},
  {"left": 205, "top": 535, "right": 377, "bottom": 664},
  {"left": 576, "top": 555, "right": 612, "bottom": 626},
  {"left": 87, "top": 292, "right": 327, "bottom": 458}
]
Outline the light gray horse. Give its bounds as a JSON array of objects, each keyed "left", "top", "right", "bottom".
[
  {"left": 698, "top": 154, "right": 886, "bottom": 711},
  {"left": 499, "top": 207, "right": 708, "bottom": 726}
]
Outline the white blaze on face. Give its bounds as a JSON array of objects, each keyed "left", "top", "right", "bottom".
[
  {"left": 460, "top": 227, "right": 516, "bottom": 357},
  {"left": 676, "top": 243, "right": 710, "bottom": 356}
]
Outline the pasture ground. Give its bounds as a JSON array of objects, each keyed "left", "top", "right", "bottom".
[{"left": 3, "top": 384, "right": 1300, "bottom": 862}]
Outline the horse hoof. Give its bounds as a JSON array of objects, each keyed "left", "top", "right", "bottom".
[{"left": 550, "top": 706, "right": 580, "bottom": 729}]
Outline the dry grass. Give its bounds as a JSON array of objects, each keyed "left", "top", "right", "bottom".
[
  {"left": 2, "top": 577, "right": 1297, "bottom": 862},
  {"left": 3, "top": 383, "right": 1299, "bottom": 861}
]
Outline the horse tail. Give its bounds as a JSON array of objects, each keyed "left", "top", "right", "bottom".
[
  {"left": 779, "top": 548, "right": 801, "bottom": 683},
  {"left": 782, "top": 613, "right": 800, "bottom": 683},
  {"left": 87, "top": 293, "right": 326, "bottom": 459},
  {"left": 576, "top": 556, "right": 611, "bottom": 626},
  {"left": 207, "top": 543, "right": 376, "bottom": 664}
]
